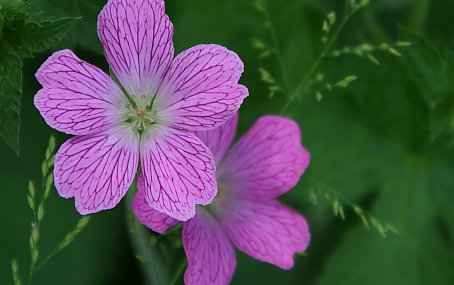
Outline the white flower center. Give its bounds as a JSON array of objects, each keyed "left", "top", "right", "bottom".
[{"left": 124, "top": 95, "right": 158, "bottom": 133}]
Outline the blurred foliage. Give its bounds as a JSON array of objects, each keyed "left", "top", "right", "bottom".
[
  {"left": 13, "top": 135, "right": 92, "bottom": 285},
  {"left": 1, "top": 0, "right": 454, "bottom": 284},
  {"left": 29, "top": 0, "right": 105, "bottom": 53},
  {"left": 0, "top": 0, "right": 77, "bottom": 155}
]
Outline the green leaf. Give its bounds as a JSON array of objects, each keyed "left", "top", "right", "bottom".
[
  {"left": 29, "top": 0, "right": 106, "bottom": 53},
  {"left": 399, "top": 27, "right": 450, "bottom": 105},
  {"left": 315, "top": 158, "right": 454, "bottom": 285},
  {"left": 0, "top": 4, "right": 78, "bottom": 155},
  {"left": 8, "top": 17, "right": 79, "bottom": 58},
  {"left": 0, "top": 0, "right": 29, "bottom": 15},
  {"left": 0, "top": 45, "right": 22, "bottom": 154},
  {"left": 399, "top": 28, "right": 454, "bottom": 143}
]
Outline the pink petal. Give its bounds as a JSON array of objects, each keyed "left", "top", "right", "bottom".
[
  {"left": 192, "top": 113, "right": 238, "bottom": 164},
  {"left": 140, "top": 127, "right": 217, "bottom": 221},
  {"left": 219, "top": 116, "right": 310, "bottom": 200},
  {"left": 158, "top": 44, "right": 248, "bottom": 131},
  {"left": 183, "top": 209, "right": 236, "bottom": 285},
  {"left": 35, "top": 49, "right": 126, "bottom": 135},
  {"left": 132, "top": 175, "right": 179, "bottom": 234},
  {"left": 54, "top": 126, "right": 140, "bottom": 214},
  {"left": 98, "top": 0, "right": 174, "bottom": 97},
  {"left": 219, "top": 200, "right": 310, "bottom": 270}
]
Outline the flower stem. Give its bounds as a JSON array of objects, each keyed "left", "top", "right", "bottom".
[
  {"left": 262, "top": 0, "right": 292, "bottom": 95},
  {"left": 125, "top": 186, "right": 169, "bottom": 285},
  {"left": 280, "top": 2, "right": 358, "bottom": 114},
  {"left": 34, "top": 216, "right": 90, "bottom": 272},
  {"left": 169, "top": 258, "right": 188, "bottom": 285},
  {"left": 409, "top": 0, "right": 430, "bottom": 32}
]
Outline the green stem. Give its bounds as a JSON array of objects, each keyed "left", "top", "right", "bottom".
[
  {"left": 263, "top": 0, "right": 292, "bottom": 95},
  {"left": 32, "top": 216, "right": 90, "bottom": 276},
  {"left": 280, "top": 3, "right": 358, "bottom": 114},
  {"left": 27, "top": 270, "right": 32, "bottom": 285},
  {"left": 169, "top": 258, "right": 188, "bottom": 285},
  {"left": 33, "top": 249, "right": 56, "bottom": 272},
  {"left": 125, "top": 187, "right": 169, "bottom": 285},
  {"left": 409, "top": 0, "right": 430, "bottom": 33}
]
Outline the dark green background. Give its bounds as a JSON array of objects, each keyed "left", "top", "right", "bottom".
[{"left": 1, "top": 0, "right": 454, "bottom": 284}]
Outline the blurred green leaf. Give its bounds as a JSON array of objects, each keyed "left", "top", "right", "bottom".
[
  {"left": 399, "top": 28, "right": 454, "bottom": 143},
  {"left": 315, "top": 157, "right": 454, "bottom": 285},
  {"left": 8, "top": 16, "right": 79, "bottom": 57},
  {"left": 399, "top": 28, "right": 450, "bottom": 105},
  {"left": 0, "top": 48, "right": 22, "bottom": 155},
  {"left": 0, "top": 3, "right": 77, "bottom": 155},
  {"left": 30, "top": 0, "right": 106, "bottom": 53}
]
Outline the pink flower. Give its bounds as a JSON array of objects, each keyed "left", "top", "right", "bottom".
[
  {"left": 133, "top": 114, "right": 311, "bottom": 285},
  {"left": 34, "top": 0, "right": 248, "bottom": 220}
]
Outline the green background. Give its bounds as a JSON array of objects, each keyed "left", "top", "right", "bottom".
[{"left": 1, "top": 0, "right": 454, "bottom": 284}]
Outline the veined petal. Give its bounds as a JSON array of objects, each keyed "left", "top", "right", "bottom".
[
  {"left": 219, "top": 116, "right": 310, "bottom": 200},
  {"left": 158, "top": 45, "right": 248, "bottom": 131},
  {"left": 98, "top": 0, "right": 174, "bottom": 97},
  {"left": 132, "top": 175, "right": 179, "bottom": 234},
  {"left": 193, "top": 113, "right": 238, "bottom": 164},
  {"left": 54, "top": 126, "right": 140, "bottom": 214},
  {"left": 183, "top": 209, "right": 236, "bottom": 285},
  {"left": 219, "top": 200, "right": 310, "bottom": 270},
  {"left": 35, "top": 49, "right": 126, "bottom": 135},
  {"left": 140, "top": 127, "right": 217, "bottom": 221}
]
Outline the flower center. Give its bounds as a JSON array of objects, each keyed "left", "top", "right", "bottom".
[
  {"left": 124, "top": 95, "right": 158, "bottom": 134},
  {"left": 217, "top": 185, "right": 228, "bottom": 197},
  {"left": 205, "top": 182, "right": 229, "bottom": 216}
]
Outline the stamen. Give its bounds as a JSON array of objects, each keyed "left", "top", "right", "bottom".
[{"left": 125, "top": 99, "right": 157, "bottom": 133}]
